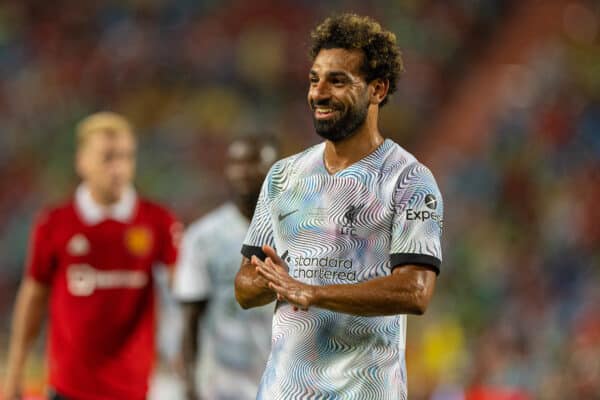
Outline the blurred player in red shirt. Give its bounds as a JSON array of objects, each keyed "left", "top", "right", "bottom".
[{"left": 3, "top": 112, "right": 181, "bottom": 400}]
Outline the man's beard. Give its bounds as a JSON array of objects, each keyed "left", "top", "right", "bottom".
[{"left": 311, "top": 97, "right": 369, "bottom": 142}]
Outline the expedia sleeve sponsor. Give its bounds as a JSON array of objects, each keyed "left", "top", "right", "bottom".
[
  {"left": 390, "top": 163, "right": 444, "bottom": 273},
  {"left": 405, "top": 205, "right": 443, "bottom": 228}
]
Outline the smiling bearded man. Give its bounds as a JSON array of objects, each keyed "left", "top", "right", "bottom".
[{"left": 235, "top": 13, "right": 444, "bottom": 400}]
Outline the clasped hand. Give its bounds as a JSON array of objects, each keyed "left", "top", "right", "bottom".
[{"left": 251, "top": 245, "right": 316, "bottom": 311}]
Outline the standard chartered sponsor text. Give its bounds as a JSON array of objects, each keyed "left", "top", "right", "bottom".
[{"left": 292, "top": 255, "right": 356, "bottom": 281}]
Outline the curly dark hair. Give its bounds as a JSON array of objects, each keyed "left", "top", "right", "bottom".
[{"left": 309, "top": 13, "right": 404, "bottom": 107}]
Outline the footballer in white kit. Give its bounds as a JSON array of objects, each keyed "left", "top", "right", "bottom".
[
  {"left": 241, "top": 139, "right": 443, "bottom": 399},
  {"left": 236, "top": 13, "right": 443, "bottom": 400},
  {"left": 175, "top": 136, "right": 278, "bottom": 400},
  {"left": 175, "top": 203, "right": 273, "bottom": 399}
]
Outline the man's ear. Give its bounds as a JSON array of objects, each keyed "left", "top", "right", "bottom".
[{"left": 369, "top": 78, "right": 390, "bottom": 106}]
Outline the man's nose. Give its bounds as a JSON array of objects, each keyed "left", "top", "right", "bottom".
[{"left": 310, "top": 81, "right": 331, "bottom": 103}]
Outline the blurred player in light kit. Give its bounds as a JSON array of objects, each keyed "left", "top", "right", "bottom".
[
  {"left": 174, "top": 136, "right": 278, "bottom": 400},
  {"left": 235, "top": 14, "right": 444, "bottom": 399},
  {"left": 3, "top": 112, "right": 181, "bottom": 400}
]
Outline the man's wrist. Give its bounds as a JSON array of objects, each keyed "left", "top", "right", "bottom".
[{"left": 309, "top": 285, "right": 322, "bottom": 308}]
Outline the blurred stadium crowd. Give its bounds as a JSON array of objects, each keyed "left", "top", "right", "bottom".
[{"left": 0, "top": 0, "right": 598, "bottom": 399}]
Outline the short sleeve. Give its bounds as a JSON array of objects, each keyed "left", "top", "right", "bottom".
[
  {"left": 26, "top": 210, "right": 58, "bottom": 284},
  {"left": 241, "top": 166, "right": 276, "bottom": 261},
  {"left": 390, "top": 163, "right": 444, "bottom": 274},
  {"left": 173, "top": 224, "right": 211, "bottom": 301},
  {"left": 157, "top": 209, "right": 182, "bottom": 267}
]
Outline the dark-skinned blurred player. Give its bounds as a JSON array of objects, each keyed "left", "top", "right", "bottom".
[{"left": 173, "top": 136, "right": 278, "bottom": 400}]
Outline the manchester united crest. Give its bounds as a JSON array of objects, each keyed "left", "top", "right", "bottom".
[{"left": 124, "top": 226, "right": 153, "bottom": 257}]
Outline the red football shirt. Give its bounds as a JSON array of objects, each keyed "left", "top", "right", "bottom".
[{"left": 26, "top": 188, "right": 180, "bottom": 400}]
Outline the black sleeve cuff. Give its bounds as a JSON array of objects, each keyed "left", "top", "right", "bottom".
[
  {"left": 241, "top": 245, "right": 266, "bottom": 261},
  {"left": 390, "top": 253, "right": 441, "bottom": 275}
]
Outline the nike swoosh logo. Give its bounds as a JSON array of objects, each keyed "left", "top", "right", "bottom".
[{"left": 278, "top": 209, "right": 299, "bottom": 222}]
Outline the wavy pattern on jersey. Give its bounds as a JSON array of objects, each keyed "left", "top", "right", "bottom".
[
  {"left": 244, "top": 147, "right": 320, "bottom": 249},
  {"left": 261, "top": 306, "right": 404, "bottom": 400},
  {"left": 246, "top": 140, "right": 443, "bottom": 399},
  {"left": 244, "top": 175, "right": 275, "bottom": 248},
  {"left": 345, "top": 313, "right": 403, "bottom": 341},
  {"left": 391, "top": 161, "right": 443, "bottom": 261},
  {"left": 354, "top": 261, "right": 390, "bottom": 282},
  {"left": 266, "top": 307, "right": 340, "bottom": 399},
  {"left": 265, "top": 309, "right": 403, "bottom": 400},
  {"left": 278, "top": 174, "right": 393, "bottom": 285}
]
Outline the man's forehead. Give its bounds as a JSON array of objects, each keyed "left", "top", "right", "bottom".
[
  {"left": 82, "top": 129, "right": 135, "bottom": 149},
  {"left": 311, "top": 48, "right": 364, "bottom": 75}
]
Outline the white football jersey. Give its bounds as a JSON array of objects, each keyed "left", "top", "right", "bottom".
[
  {"left": 242, "top": 139, "right": 443, "bottom": 400},
  {"left": 175, "top": 203, "right": 273, "bottom": 400}
]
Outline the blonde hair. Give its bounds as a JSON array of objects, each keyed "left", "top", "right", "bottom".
[{"left": 76, "top": 112, "right": 135, "bottom": 148}]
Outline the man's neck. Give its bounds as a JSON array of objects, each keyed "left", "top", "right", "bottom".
[
  {"left": 323, "top": 113, "right": 383, "bottom": 174},
  {"left": 88, "top": 186, "right": 121, "bottom": 208},
  {"left": 233, "top": 194, "right": 259, "bottom": 221}
]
